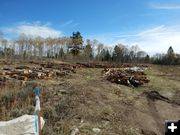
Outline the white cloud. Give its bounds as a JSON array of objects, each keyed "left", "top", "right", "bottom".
[
  {"left": 87, "top": 25, "right": 180, "bottom": 55},
  {"left": 61, "top": 20, "right": 80, "bottom": 28},
  {"left": 62, "top": 20, "right": 73, "bottom": 27},
  {"left": 17, "top": 25, "right": 62, "bottom": 38},
  {"left": 114, "top": 25, "right": 180, "bottom": 54},
  {"left": 150, "top": 3, "right": 180, "bottom": 10},
  {"left": 2, "top": 22, "right": 62, "bottom": 38}
]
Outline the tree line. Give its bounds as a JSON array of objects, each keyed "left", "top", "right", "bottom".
[
  {"left": 0, "top": 31, "right": 179, "bottom": 65},
  {"left": 152, "top": 46, "right": 180, "bottom": 65}
]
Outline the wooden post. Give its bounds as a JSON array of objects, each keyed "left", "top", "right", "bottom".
[{"left": 38, "top": 111, "right": 42, "bottom": 135}]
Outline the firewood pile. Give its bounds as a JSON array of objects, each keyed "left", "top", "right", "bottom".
[
  {"left": 0, "top": 63, "right": 77, "bottom": 83},
  {"left": 77, "top": 62, "right": 133, "bottom": 68},
  {"left": 103, "top": 67, "right": 150, "bottom": 87},
  {"left": 40, "top": 63, "right": 77, "bottom": 73}
]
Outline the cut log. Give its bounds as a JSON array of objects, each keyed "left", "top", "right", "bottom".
[
  {"left": 103, "top": 67, "right": 149, "bottom": 87},
  {"left": 1, "top": 62, "right": 78, "bottom": 82}
]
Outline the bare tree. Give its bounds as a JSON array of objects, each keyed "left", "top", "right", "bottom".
[
  {"left": 27, "top": 37, "right": 34, "bottom": 59},
  {"left": 84, "top": 39, "right": 93, "bottom": 61},
  {"left": 17, "top": 34, "right": 28, "bottom": 59},
  {"left": 96, "top": 43, "right": 104, "bottom": 61},
  {"left": 34, "top": 36, "right": 44, "bottom": 59},
  {"left": 45, "top": 37, "right": 54, "bottom": 58},
  {"left": 1, "top": 39, "right": 8, "bottom": 59}
]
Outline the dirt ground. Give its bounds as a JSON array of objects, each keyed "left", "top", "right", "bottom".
[
  {"left": 0, "top": 62, "right": 180, "bottom": 135},
  {"left": 62, "top": 68, "right": 180, "bottom": 134}
]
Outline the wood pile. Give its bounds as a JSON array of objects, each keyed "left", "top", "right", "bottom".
[
  {"left": 103, "top": 67, "right": 150, "bottom": 87},
  {"left": 40, "top": 63, "right": 77, "bottom": 73},
  {"left": 77, "top": 62, "right": 133, "bottom": 68},
  {"left": 0, "top": 63, "right": 78, "bottom": 82}
]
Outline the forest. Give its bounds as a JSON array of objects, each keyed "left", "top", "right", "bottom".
[{"left": 0, "top": 31, "right": 179, "bottom": 65}]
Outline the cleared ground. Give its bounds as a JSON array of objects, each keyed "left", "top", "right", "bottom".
[{"left": 0, "top": 62, "right": 180, "bottom": 135}]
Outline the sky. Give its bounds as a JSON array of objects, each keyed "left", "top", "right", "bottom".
[{"left": 0, "top": 0, "right": 180, "bottom": 54}]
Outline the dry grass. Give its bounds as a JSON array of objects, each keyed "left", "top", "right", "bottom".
[{"left": 0, "top": 62, "right": 180, "bottom": 135}]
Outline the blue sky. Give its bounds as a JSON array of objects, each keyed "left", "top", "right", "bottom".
[{"left": 1, "top": 0, "right": 180, "bottom": 54}]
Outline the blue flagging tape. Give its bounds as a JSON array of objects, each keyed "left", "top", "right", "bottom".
[{"left": 34, "top": 114, "right": 38, "bottom": 134}]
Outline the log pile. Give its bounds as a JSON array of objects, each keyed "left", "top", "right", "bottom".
[
  {"left": 40, "top": 63, "right": 77, "bottom": 73},
  {"left": 0, "top": 63, "right": 77, "bottom": 82},
  {"left": 103, "top": 67, "right": 150, "bottom": 87},
  {"left": 77, "top": 62, "right": 133, "bottom": 68}
]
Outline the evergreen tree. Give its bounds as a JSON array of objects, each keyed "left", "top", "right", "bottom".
[
  {"left": 144, "top": 54, "right": 150, "bottom": 63},
  {"left": 84, "top": 44, "right": 93, "bottom": 59},
  {"left": 104, "top": 50, "right": 111, "bottom": 61},
  {"left": 70, "top": 31, "right": 83, "bottom": 55},
  {"left": 166, "top": 46, "right": 175, "bottom": 65}
]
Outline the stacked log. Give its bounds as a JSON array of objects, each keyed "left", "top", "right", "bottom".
[
  {"left": 103, "top": 68, "right": 150, "bottom": 87},
  {"left": 0, "top": 63, "right": 78, "bottom": 82},
  {"left": 76, "top": 62, "right": 148, "bottom": 68},
  {"left": 76, "top": 62, "right": 121, "bottom": 68},
  {"left": 40, "top": 63, "right": 77, "bottom": 73}
]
